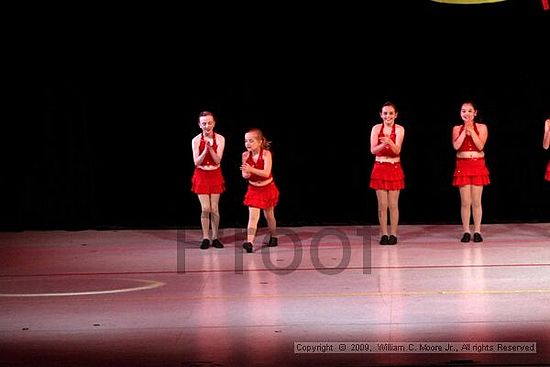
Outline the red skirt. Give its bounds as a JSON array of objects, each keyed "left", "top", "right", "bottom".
[
  {"left": 545, "top": 161, "right": 550, "bottom": 181},
  {"left": 244, "top": 181, "right": 279, "bottom": 209},
  {"left": 452, "top": 158, "right": 490, "bottom": 186},
  {"left": 191, "top": 167, "right": 225, "bottom": 194},
  {"left": 369, "top": 162, "right": 405, "bottom": 191}
]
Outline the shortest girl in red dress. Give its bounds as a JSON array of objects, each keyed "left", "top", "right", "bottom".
[
  {"left": 240, "top": 128, "right": 279, "bottom": 253},
  {"left": 369, "top": 101, "right": 405, "bottom": 246},
  {"left": 544, "top": 117, "right": 550, "bottom": 181}
]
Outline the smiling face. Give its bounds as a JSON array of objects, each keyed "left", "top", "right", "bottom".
[
  {"left": 460, "top": 103, "right": 477, "bottom": 123},
  {"left": 244, "top": 132, "right": 261, "bottom": 152},
  {"left": 380, "top": 105, "right": 397, "bottom": 125},
  {"left": 198, "top": 115, "right": 215, "bottom": 133}
]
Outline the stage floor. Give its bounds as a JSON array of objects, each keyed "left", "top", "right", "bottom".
[{"left": 1, "top": 223, "right": 550, "bottom": 367}]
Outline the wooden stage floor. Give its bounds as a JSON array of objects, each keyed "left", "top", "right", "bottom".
[{"left": 1, "top": 223, "right": 549, "bottom": 366}]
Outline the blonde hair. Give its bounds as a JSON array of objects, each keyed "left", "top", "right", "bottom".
[{"left": 247, "top": 128, "right": 271, "bottom": 150}]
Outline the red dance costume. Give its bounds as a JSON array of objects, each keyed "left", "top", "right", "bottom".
[
  {"left": 452, "top": 124, "right": 490, "bottom": 186},
  {"left": 369, "top": 124, "right": 405, "bottom": 191},
  {"left": 546, "top": 161, "right": 550, "bottom": 181},
  {"left": 243, "top": 148, "right": 279, "bottom": 209},
  {"left": 191, "top": 133, "right": 225, "bottom": 194}
]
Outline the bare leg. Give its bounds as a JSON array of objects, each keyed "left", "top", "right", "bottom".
[
  {"left": 197, "top": 194, "right": 211, "bottom": 240},
  {"left": 388, "top": 190, "right": 400, "bottom": 236},
  {"left": 376, "top": 190, "right": 389, "bottom": 236},
  {"left": 209, "top": 194, "right": 221, "bottom": 239},
  {"left": 247, "top": 207, "right": 261, "bottom": 244},
  {"left": 263, "top": 207, "right": 277, "bottom": 237},
  {"left": 471, "top": 185, "right": 483, "bottom": 233},
  {"left": 459, "top": 185, "right": 472, "bottom": 233}
]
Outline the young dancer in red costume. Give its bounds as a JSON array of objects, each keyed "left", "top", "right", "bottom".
[
  {"left": 543, "top": 116, "right": 550, "bottom": 181},
  {"left": 240, "top": 128, "right": 279, "bottom": 253},
  {"left": 369, "top": 102, "right": 405, "bottom": 245},
  {"left": 452, "top": 101, "right": 489, "bottom": 243},
  {"left": 191, "top": 111, "right": 226, "bottom": 249}
]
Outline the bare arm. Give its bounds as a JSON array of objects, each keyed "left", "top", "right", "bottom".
[
  {"left": 241, "top": 152, "right": 251, "bottom": 179},
  {"left": 383, "top": 124, "right": 404, "bottom": 155},
  {"left": 468, "top": 123, "right": 488, "bottom": 151},
  {"left": 452, "top": 125, "right": 467, "bottom": 151},
  {"left": 543, "top": 119, "right": 550, "bottom": 150},
  {"left": 192, "top": 135, "right": 208, "bottom": 166},
  {"left": 192, "top": 134, "right": 224, "bottom": 166},
  {"left": 207, "top": 134, "right": 225, "bottom": 165},
  {"left": 241, "top": 151, "right": 272, "bottom": 178},
  {"left": 370, "top": 124, "right": 386, "bottom": 155}
]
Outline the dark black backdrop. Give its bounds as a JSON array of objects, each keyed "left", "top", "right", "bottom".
[{"left": 2, "top": 1, "right": 549, "bottom": 230}]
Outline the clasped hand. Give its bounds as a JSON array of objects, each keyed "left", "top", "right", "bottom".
[{"left": 464, "top": 122, "right": 475, "bottom": 135}]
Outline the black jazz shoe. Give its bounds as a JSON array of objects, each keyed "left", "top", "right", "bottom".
[
  {"left": 242, "top": 242, "right": 253, "bottom": 253},
  {"left": 211, "top": 239, "right": 224, "bottom": 248},
  {"left": 460, "top": 233, "right": 471, "bottom": 243},
  {"left": 473, "top": 233, "right": 483, "bottom": 243},
  {"left": 200, "top": 239, "right": 210, "bottom": 249},
  {"left": 379, "top": 235, "right": 389, "bottom": 245},
  {"left": 267, "top": 236, "right": 278, "bottom": 247},
  {"left": 388, "top": 235, "right": 398, "bottom": 245}
]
